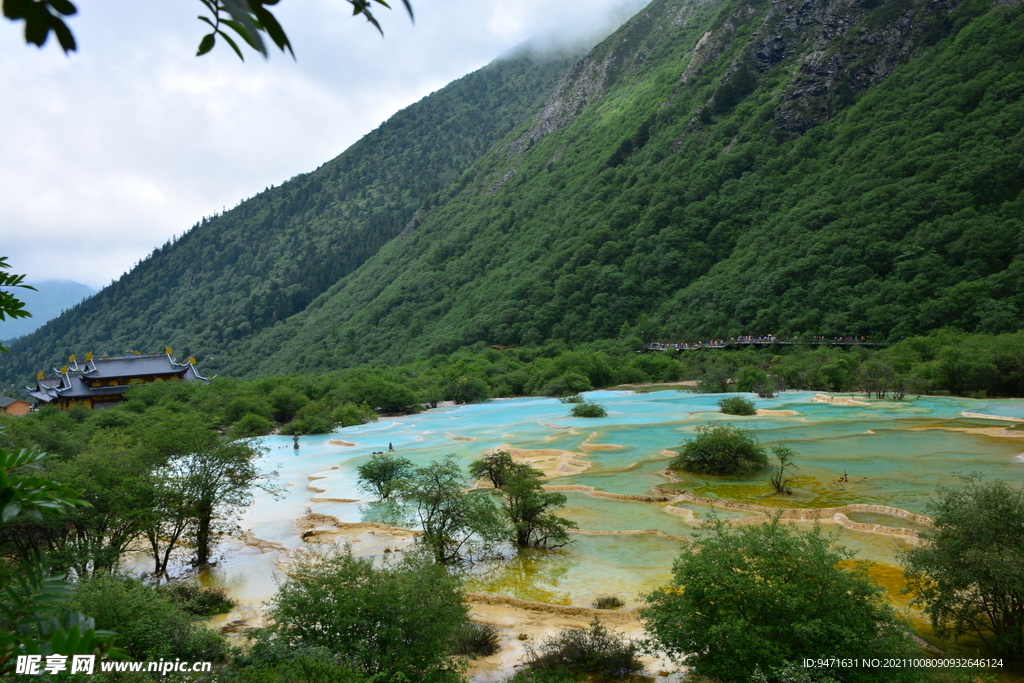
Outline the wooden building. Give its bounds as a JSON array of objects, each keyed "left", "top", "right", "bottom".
[
  {"left": 0, "top": 397, "right": 31, "bottom": 416},
  {"left": 28, "top": 351, "right": 208, "bottom": 410}
]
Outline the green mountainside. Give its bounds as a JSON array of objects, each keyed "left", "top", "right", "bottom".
[
  {"left": 229, "top": 0, "right": 1023, "bottom": 376},
  {"left": 2, "top": 0, "right": 1022, "bottom": 383}
]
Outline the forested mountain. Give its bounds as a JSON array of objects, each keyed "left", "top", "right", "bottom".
[{"left": 2, "top": 0, "right": 1022, "bottom": 383}]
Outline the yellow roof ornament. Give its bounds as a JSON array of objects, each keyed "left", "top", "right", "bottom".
[
  {"left": 60, "top": 365, "right": 69, "bottom": 374},
  {"left": 68, "top": 354, "right": 76, "bottom": 362},
  {"left": 85, "top": 352, "right": 93, "bottom": 361},
  {"left": 188, "top": 357, "right": 197, "bottom": 366},
  {"left": 36, "top": 372, "right": 44, "bottom": 380},
  {"left": 165, "top": 346, "right": 173, "bottom": 356}
]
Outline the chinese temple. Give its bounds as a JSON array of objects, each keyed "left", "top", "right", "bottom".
[{"left": 27, "top": 349, "right": 208, "bottom": 410}]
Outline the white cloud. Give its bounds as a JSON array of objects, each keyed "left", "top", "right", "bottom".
[{"left": 0, "top": 0, "right": 641, "bottom": 289}]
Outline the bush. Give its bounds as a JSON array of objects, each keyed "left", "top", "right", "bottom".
[
  {"left": 718, "top": 396, "right": 756, "bottom": 415},
  {"left": 267, "top": 546, "right": 468, "bottom": 682},
  {"left": 157, "top": 582, "right": 235, "bottom": 617},
  {"left": 543, "top": 372, "right": 593, "bottom": 397},
  {"left": 570, "top": 401, "right": 607, "bottom": 418},
  {"left": 227, "top": 638, "right": 368, "bottom": 683},
  {"left": 229, "top": 412, "right": 274, "bottom": 438},
  {"left": 592, "top": 595, "right": 624, "bottom": 610},
  {"left": 454, "top": 622, "right": 501, "bottom": 657},
  {"left": 71, "top": 574, "right": 231, "bottom": 663},
  {"left": 332, "top": 402, "right": 376, "bottom": 427},
  {"left": 280, "top": 416, "right": 334, "bottom": 435},
  {"left": 559, "top": 394, "right": 584, "bottom": 404},
  {"left": 671, "top": 423, "right": 768, "bottom": 475},
  {"left": 642, "top": 517, "right": 925, "bottom": 683},
  {"left": 901, "top": 477, "right": 1024, "bottom": 658},
  {"left": 695, "top": 367, "right": 730, "bottom": 393},
  {"left": 515, "top": 620, "right": 642, "bottom": 680}
]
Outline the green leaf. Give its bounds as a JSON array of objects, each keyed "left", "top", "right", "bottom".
[
  {"left": 2, "top": 501, "right": 21, "bottom": 523},
  {"left": 250, "top": 3, "right": 292, "bottom": 57},
  {"left": 222, "top": 18, "right": 262, "bottom": 51},
  {"left": 221, "top": 0, "right": 266, "bottom": 55},
  {"left": 219, "top": 30, "right": 245, "bottom": 61},
  {"left": 196, "top": 32, "right": 216, "bottom": 56}
]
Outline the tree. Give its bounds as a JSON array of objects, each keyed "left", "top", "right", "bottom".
[
  {"left": 23, "top": 432, "right": 157, "bottom": 576},
  {"left": 736, "top": 366, "right": 777, "bottom": 398},
  {"left": 499, "top": 466, "right": 576, "bottom": 549},
  {"left": 670, "top": 422, "right": 768, "bottom": 475},
  {"left": 0, "top": 445, "right": 122, "bottom": 673},
  {"left": 860, "top": 358, "right": 895, "bottom": 398},
  {"left": 901, "top": 477, "right": 1024, "bottom": 658},
  {"left": 5, "top": 0, "right": 413, "bottom": 60},
  {"left": 695, "top": 366, "right": 731, "bottom": 393},
  {"left": 718, "top": 395, "right": 756, "bottom": 415},
  {"left": 0, "top": 257, "right": 34, "bottom": 354},
  {"left": 356, "top": 452, "right": 413, "bottom": 501},
  {"left": 265, "top": 545, "right": 467, "bottom": 682},
  {"left": 148, "top": 435, "right": 275, "bottom": 572},
  {"left": 469, "top": 450, "right": 518, "bottom": 489},
  {"left": 767, "top": 445, "right": 797, "bottom": 495},
  {"left": 642, "top": 517, "right": 925, "bottom": 683},
  {"left": 402, "top": 455, "right": 505, "bottom": 564}
]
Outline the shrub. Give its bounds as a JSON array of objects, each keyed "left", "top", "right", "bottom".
[
  {"left": 158, "top": 582, "right": 235, "bottom": 617},
  {"left": 229, "top": 412, "right": 274, "bottom": 438},
  {"left": 718, "top": 396, "right": 756, "bottom": 415},
  {"left": 543, "top": 372, "right": 593, "bottom": 397},
  {"left": 454, "top": 622, "right": 501, "bottom": 657},
  {"left": 227, "top": 638, "right": 367, "bottom": 683},
  {"left": 695, "top": 367, "right": 730, "bottom": 393},
  {"left": 643, "top": 517, "right": 925, "bottom": 683},
  {"left": 515, "top": 620, "right": 642, "bottom": 680},
  {"left": 280, "top": 416, "right": 334, "bottom": 435},
  {"left": 570, "top": 401, "right": 607, "bottom": 418},
  {"left": 670, "top": 423, "right": 768, "bottom": 475},
  {"left": 901, "top": 477, "right": 1024, "bottom": 658},
  {"left": 267, "top": 546, "right": 468, "bottom": 682},
  {"left": 592, "top": 595, "right": 625, "bottom": 610},
  {"left": 332, "top": 402, "right": 377, "bottom": 427},
  {"left": 559, "top": 394, "right": 584, "bottom": 404},
  {"left": 71, "top": 574, "right": 230, "bottom": 663}
]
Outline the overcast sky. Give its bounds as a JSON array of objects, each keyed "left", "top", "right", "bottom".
[{"left": 1, "top": 0, "right": 642, "bottom": 290}]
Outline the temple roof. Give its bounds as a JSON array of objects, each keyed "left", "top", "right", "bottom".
[{"left": 29, "top": 353, "right": 207, "bottom": 404}]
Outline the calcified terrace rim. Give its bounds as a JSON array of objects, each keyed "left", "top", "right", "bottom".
[{"left": 543, "top": 484, "right": 933, "bottom": 544}]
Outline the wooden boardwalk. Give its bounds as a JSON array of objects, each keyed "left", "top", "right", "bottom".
[{"left": 646, "top": 338, "right": 881, "bottom": 352}]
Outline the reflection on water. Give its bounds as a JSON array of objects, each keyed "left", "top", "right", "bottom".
[
  {"left": 467, "top": 547, "right": 578, "bottom": 605},
  {"left": 210, "top": 390, "right": 1024, "bottom": 611},
  {"left": 360, "top": 500, "right": 413, "bottom": 528}
]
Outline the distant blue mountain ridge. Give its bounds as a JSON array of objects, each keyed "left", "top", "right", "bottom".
[{"left": 1, "top": 280, "right": 96, "bottom": 343}]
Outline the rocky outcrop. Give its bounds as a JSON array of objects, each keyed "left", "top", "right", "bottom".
[
  {"left": 507, "top": 53, "right": 617, "bottom": 156},
  {"left": 677, "top": 0, "right": 964, "bottom": 134},
  {"left": 757, "top": 0, "right": 963, "bottom": 132}
]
